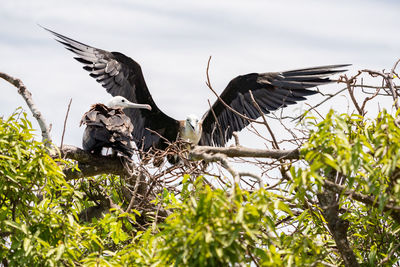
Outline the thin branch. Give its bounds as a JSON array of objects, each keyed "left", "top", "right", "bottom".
[
  {"left": 232, "top": 132, "right": 240, "bottom": 146},
  {"left": 340, "top": 73, "right": 363, "bottom": 115},
  {"left": 207, "top": 99, "right": 225, "bottom": 143},
  {"left": 362, "top": 67, "right": 400, "bottom": 110},
  {"left": 125, "top": 172, "right": 143, "bottom": 213},
  {"left": 360, "top": 86, "right": 381, "bottom": 112},
  {"left": 248, "top": 90, "right": 279, "bottom": 149},
  {"left": 389, "top": 58, "right": 400, "bottom": 110},
  {"left": 295, "top": 87, "right": 347, "bottom": 121},
  {"left": 60, "top": 98, "right": 72, "bottom": 150},
  {"left": 379, "top": 242, "right": 400, "bottom": 265},
  {"left": 204, "top": 57, "right": 264, "bottom": 125},
  {"left": 239, "top": 171, "right": 264, "bottom": 188},
  {"left": 324, "top": 180, "right": 400, "bottom": 214},
  {"left": 194, "top": 151, "right": 240, "bottom": 193}
]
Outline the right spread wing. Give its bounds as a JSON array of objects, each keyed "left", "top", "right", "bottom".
[{"left": 200, "top": 64, "right": 350, "bottom": 146}]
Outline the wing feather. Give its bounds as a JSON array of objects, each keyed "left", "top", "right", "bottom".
[
  {"left": 200, "top": 64, "right": 350, "bottom": 146},
  {"left": 43, "top": 27, "right": 179, "bottom": 151}
]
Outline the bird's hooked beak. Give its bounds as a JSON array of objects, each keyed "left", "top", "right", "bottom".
[
  {"left": 187, "top": 119, "right": 200, "bottom": 133},
  {"left": 125, "top": 102, "right": 152, "bottom": 111},
  {"left": 188, "top": 121, "right": 196, "bottom": 131}
]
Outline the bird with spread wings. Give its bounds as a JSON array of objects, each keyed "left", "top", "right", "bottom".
[{"left": 44, "top": 27, "right": 349, "bottom": 157}]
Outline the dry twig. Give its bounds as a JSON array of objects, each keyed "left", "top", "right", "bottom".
[{"left": 60, "top": 98, "right": 72, "bottom": 150}]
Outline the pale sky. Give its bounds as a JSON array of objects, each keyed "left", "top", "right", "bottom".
[{"left": 1, "top": 0, "right": 399, "bottom": 149}]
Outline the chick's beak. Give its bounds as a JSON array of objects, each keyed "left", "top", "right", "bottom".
[{"left": 188, "top": 122, "right": 195, "bottom": 131}]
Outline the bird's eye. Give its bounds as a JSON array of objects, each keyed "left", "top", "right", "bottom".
[{"left": 122, "top": 99, "right": 125, "bottom": 102}]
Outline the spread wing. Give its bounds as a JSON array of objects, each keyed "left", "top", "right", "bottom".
[
  {"left": 44, "top": 27, "right": 179, "bottom": 151},
  {"left": 200, "top": 64, "right": 349, "bottom": 146}
]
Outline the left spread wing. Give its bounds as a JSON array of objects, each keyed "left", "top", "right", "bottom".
[
  {"left": 200, "top": 64, "right": 350, "bottom": 146},
  {"left": 43, "top": 27, "right": 179, "bottom": 151}
]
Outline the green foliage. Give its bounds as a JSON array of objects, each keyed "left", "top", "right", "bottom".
[
  {"left": 291, "top": 109, "right": 400, "bottom": 265},
  {"left": 119, "top": 177, "right": 331, "bottom": 266},
  {"left": 0, "top": 109, "right": 73, "bottom": 265},
  {"left": 2, "top": 107, "right": 400, "bottom": 266},
  {"left": 0, "top": 110, "right": 133, "bottom": 266},
  {"left": 158, "top": 178, "right": 276, "bottom": 266}
]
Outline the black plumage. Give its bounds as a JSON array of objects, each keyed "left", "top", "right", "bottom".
[
  {"left": 200, "top": 66, "right": 345, "bottom": 146},
  {"left": 80, "top": 104, "right": 134, "bottom": 158},
  {"left": 45, "top": 27, "right": 349, "bottom": 151}
]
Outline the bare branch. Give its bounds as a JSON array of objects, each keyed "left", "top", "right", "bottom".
[
  {"left": 295, "top": 86, "right": 348, "bottom": 121},
  {"left": 59, "top": 143, "right": 292, "bottom": 185},
  {"left": 193, "top": 151, "right": 240, "bottom": 193},
  {"left": 362, "top": 66, "right": 400, "bottom": 110},
  {"left": 60, "top": 145, "right": 136, "bottom": 180},
  {"left": 0, "top": 72, "right": 53, "bottom": 147},
  {"left": 60, "top": 98, "right": 72, "bottom": 150},
  {"left": 248, "top": 90, "right": 279, "bottom": 149},
  {"left": 190, "top": 145, "right": 299, "bottom": 160},
  {"left": 239, "top": 171, "right": 264, "bottom": 188},
  {"left": 125, "top": 171, "right": 144, "bottom": 213},
  {"left": 340, "top": 73, "right": 364, "bottom": 115},
  {"left": 389, "top": 58, "right": 400, "bottom": 110},
  {"left": 232, "top": 132, "right": 240, "bottom": 146}
]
